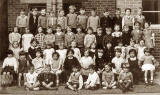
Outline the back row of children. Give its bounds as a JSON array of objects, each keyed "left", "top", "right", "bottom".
[{"left": 3, "top": 5, "right": 159, "bottom": 93}]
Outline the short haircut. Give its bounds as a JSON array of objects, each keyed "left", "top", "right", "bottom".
[
  {"left": 7, "top": 50, "right": 13, "bottom": 55},
  {"left": 125, "top": 8, "right": 131, "bottom": 12},
  {"left": 67, "top": 49, "right": 75, "bottom": 55},
  {"left": 129, "top": 49, "right": 137, "bottom": 56},
  {"left": 87, "top": 27, "right": 93, "bottom": 32},
  {"left": 52, "top": 52, "right": 60, "bottom": 58},
  {"left": 19, "top": 51, "right": 27, "bottom": 56}
]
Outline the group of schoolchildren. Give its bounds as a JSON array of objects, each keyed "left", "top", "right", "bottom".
[{"left": 2, "top": 5, "right": 159, "bottom": 93}]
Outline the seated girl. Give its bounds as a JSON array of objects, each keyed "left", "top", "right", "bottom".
[
  {"left": 84, "top": 65, "right": 100, "bottom": 90},
  {"left": 66, "top": 66, "right": 83, "bottom": 92},
  {"left": 102, "top": 64, "right": 116, "bottom": 89},
  {"left": 24, "top": 66, "right": 40, "bottom": 91},
  {"left": 38, "top": 65, "right": 57, "bottom": 90}
]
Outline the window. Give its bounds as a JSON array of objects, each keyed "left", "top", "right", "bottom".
[{"left": 142, "top": 0, "right": 160, "bottom": 24}]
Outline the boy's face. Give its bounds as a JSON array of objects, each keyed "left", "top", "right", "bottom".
[
  {"left": 14, "top": 27, "right": 18, "bottom": 32},
  {"left": 13, "top": 42, "right": 19, "bottom": 48},
  {"left": 98, "top": 52, "right": 103, "bottom": 58},
  {"left": 114, "top": 26, "right": 120, "bottom": 31},
  {"left": 68, "top": 51, "right": 74, "bottom": 57},
  {"left": 123, "top": 68, "right": 129, "bottom": 73},
  {"left": 59, "top": 11, "right": 64, "bottom": 16},
  {"left": 41, "top": 10, "right": 46, "bottom": 15},
  {"left": 129, "top": 52, "right": 135, "bottom": 58},
  {"left": 30, "top": 67, "right": 34, "bottom": 74},
  {"left": 140, "top": 40, "right": 144, "bottom": 46},
  {"left": 126, "top": 10, "right": 131, "bottom": 16},
  {"left": 20, "top": 11, "right": 25, "bottom": 16},
  {"left": 80, "top": 10, "right": 85, "bottom": 15},
  {"left": 106, "top": 29, "right": 111, "bottom": 35},
  {"left": 69, "top": 9, "right": 75, "bottom": 13},
  {"left": 135, "top": 23, "right": 140, "bottom": 29},
  {"left": 97, "top": 30, "right": 102, "bottom": 35},
  {"left": 77, "top": 28, "right": 82, "bottom": 33},
  {"left": 130, "top": 41, "right": 135, "bottom": 46},
  {"left": 32, "top": 41, "right": 37, "bottom": 47},
  {"left": 45, "top": 66, "right": 51, "bottom": 73},
  {"left": 36, "top": 52, "right": 41, "bottom": 58},
  {"left": 53, "top": 54, "right": 58, "bottom": 60},
  {"left": 47, "top": 29, "right": 52, "bottom": 34},
  {"left": 91, "top": 44, "right": 96, "bottom": 49},
  {"left": 145, "top": 52, "right": 150, "bottom": 56},
  {"left": 124, "top": 26, "right": 129, "bottom": 32},
  {"left": 116, "top": 52, "right": 121, "bottom": 57},
  {"left": 67, "top": 27, "right": 72, "bottom": 32},
  {"left": 25, "top": 28, "right": 29, "bottom": 33},
  {"left": 137, "top": 9, "right": 142, "bottom": 15},
  {"left": 32, "top": 10, "right": 37, "bottom": 16},
  {"left": 105, "top": 65, "right": 110, "bottom": 72},
  {"left": 107, "top": 43, "right": 112, "bottom": 48},
  {"left": 116, "top": 10, "right": 121, "bottom": 15},
  {"left": 84, "top": 51, "right": 89, "bottom": 57},
  {"left": 47, "top": 45, "right": 52, "bottom": 49},
  {"left": 103, "top": 11, "right": 110, "bottom": 17},
  {"left": 50, "top": 12, "right": 55, "bottom": 17},
  {"left": 8, "top": 54, "right": 13, "bottom": 57},
  {"left": 89, "top": 68, "right": 94, "bottom": 74},
  {"left": 59, "top": 44, "right": 64, "bottom": 49},
  {"left": 71, "top": 42, "right": 77, "bottom": 48},
  {"left": 72, "top": 67, "right": 78, "bottom": 73},
  {"left": 91, "top": 11, "right": 96, "bottom": 16},
  {"left": 118, "top": 43, "right": 123, "bottom": 47},
  {"left": 20, "top": 55, "right": 26, "bottom": 60},
  {"left": 56, "top": 27, "right": 62, "bottom": 32},
  {"left": 87, "top": 29, "right": 93, "bottom": 34},
  {"left": 38, "top": 27, "right": 43, "bottom": 33},
  {"left": 144, "top": 23, "right": 149, "bottom": 29}
]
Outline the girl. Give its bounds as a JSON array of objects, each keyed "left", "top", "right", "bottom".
[
  {"left": 67, "top": 5, "right": 77, "bottom": 33},
  {"left": 65, "top": 26, "right": 76, "bottom": 48},
  {"left": 50, "top": 52, "right": 63, "bottom": 86},
  {"left": 122, "top": 8, "right": 134, "bottom": 32},
  {"left": 63, "top": 49, "right": 80, "bottom": 82},
  {"left": 77, "top": 8, "right": 88, "bottom": 30},
  {"left": 131, "top": 21, "right": 143, "bottom": 44},
  {"left": 35, "top": 26, "right": 45, "bottom": 50},
  {"left": 122, "top": 25, "right": 131, "bottom": 46},
  {"left": 2, "top": 50, "right": 18, "bottom": 85},
  {"left": 10, "top": 41, "right": 22, "bottom": 60},
  {"left": 137, "top": 39, "right": 146, "bottom": 60},
  {"left": 66, "top": 66, "right": 83, "bottom": 92},
  {"left": 43, "top": 43, "right": 55, "bottom": 65},
  {"left": 71, "top": 41, "right": 81, "bottom": 61},
  {"left": 103, "top": 27, "right": 113, "bottom": 49},
  {"left": 102, "top": 64, "right": 116, "bottom": 89},
  {"left": 28, "top": 39, "right": 40, "bottom": 61},
  {"left": 55, "top": 25, "right": 65, "bottom": 47},
  {"left": 84, "top": 65, "right": 100, "bottom": 90},
  {"left": 104, "top": 42, "right": 114, "bottom": 63},
  {"left": 22, "top": 28, "right": 34, "bottom": 52},
  {"left": 143, "top": 21, "right": 155, "bottom": 49},
  {"left": 134, "top": 8, "right": 145, "bottom": 29},
  {"left": 24, "top": 66, "right": 40, "bottom": 91},
  {"left": 127, "top": 49, "right": 141, "bottom": 84},
  {"left": 112, "top": 24, "right": 123, "bottom": 47},
  {"left": 140, "top": 48, "right": 157, "bottom": 85},
  {"left": 44, "top": 27, "right": 55, "bottom": 47},
  {"left": 96, "top": 28, "right": 104, "bottom": 49},
  {"left": 9, "top": 27, "right": 21, "bottom": 49},
  {"left": 87, "top": 8, "right": 100, "bottom": 33},
  {"left": 84, "top": 27, "right": 96, "bottom": 48},
  {"left": 18, "top": 51, "right": 30, "bottom": 87},
  {"left": 32, "top": 50, "right": 45, "bottom": 74},
  {"left": 90, "top": 43, "right": 96, "bottom": 62},
  {"left": 57, "top": 10, "right": 67, "bottom": 30},
  {"left": 56, "top": 42, "right": 67, "bottom": 63},
  {"left": 80, "top": 49, "right": 94, "bottom": 80},
  {"left": 118, "top": 64, "right": 133, "bottom": 93},
  {"left": 115, "top": 41, "right": 126, "bottom": 59}
]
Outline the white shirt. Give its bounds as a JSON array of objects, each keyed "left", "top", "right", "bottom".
[
  {"left": 137, "top": 46, "right": 146, "bottom": 60},
  {"left": 85, "top": 72, "right": 100, "bottom": 86},
  {"left": 56, "top": 49, "right": 67, "bottom": 63},
  {"left": 2, "top": 57, "right": 18, "bottom": 71},
  {"left": 43, "top": 48, "right": 55, "bottom": 64},
  {"left": 80, "top": 56, "right": 94, "bottom": 69},
  {"left": 22, "top": 34, "right": 34, "bottom": 52},
  {"left": 112, "top": 56, "right": 125, "bottom": 73},
  {"left": 26, "top": 72, "right": 38, "bottom": 84},
  {"left": 72, "top": 48, "right": 81, "bottom": 61}
]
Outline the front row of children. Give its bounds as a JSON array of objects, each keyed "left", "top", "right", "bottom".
[{"left": 1, "top": 47, "right": 158, "bottom": 93}]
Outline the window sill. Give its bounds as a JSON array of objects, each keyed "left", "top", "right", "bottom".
[{"left": 150, "top": 24, "right": 160, "bottom": 29}]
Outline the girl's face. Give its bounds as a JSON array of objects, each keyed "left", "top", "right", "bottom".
[
  {"left": 124, "top": 26, "right": 129, "bottom": 32},
  {"left": 59, "top": 11, "right": 64, "bottom": 16},
  {"left": 36, "top": 52, "right": 41, "bottom": 58},
  {"left": 107, "top": 43, "right": 112, "bottom": 49},
  {"left": 41, "top": 10, "right": 46, "bottom": 15},
  {"left": 135, "top": 23, "right": 140, "bottom": 30},
  {"left": 71, "top": 42, "right": 77, "bottom": 48},
  {"left": 118, "top": 43, "right": 123, "bottom": 47},
  {"left": 125, "top": 10, "right": 131, "bottom": 16},
  {"left": 139, "top": 40, "right": 145, "bottom": 46},
  {"left": 56, "top": 27, "right": 62, "bottom": 32},
  {"left": 91, "top": 43, "right": 96, "bottom": 49},
  {"left": 76, "top": 28, "right": 82, "bottom": 33},
  {"left": 145, "top": 52, "right": 150, "bottom": 56},
  {"left": 38, "top": 27, "right": 43, "bottom": 33},
  {"left": 116, "top": 52, "right": 121, "bottom": 57},
  {"left": 14, "top": 27, "right": 18, "bottom": 33},
  {"left": 106, "top": 29, "right": 111, "bottom": 35},
  {"left": 144, "top": 23, "right": 150, "bottom": 29},
  {"left": 89, "top": 68, "right": 94, "bottom": 74},
  {"left": 20, "top": 11, "right": 25, "bottom": 16},
  {"left": 123, "top": 68, "right": 129, "bottom": 73},
  {"left": 13, "top": 42, "right": 19, "bottom": 48},
  {"left": 47, "top": 45, "right": 52, "bottom": 49},
  {"left": 105, "top": 65, "right": 111, "bottom": 72},
  {"left": 32, "top": 10, "right": 37, "bottom": 16},
  {"left": 91, "top": 11, "right": 96, "bottom": 16},
  {"left": 29, "top": 67, "right": 34, "bottom": 74},
  {"left": 103, "top": 11, "right": 110, "bottom": 17},
  {"left": 116, "top": 10, "right": 121, "bottom": 16},
  {"left": 59, "top": 44, "right": 64, "bottom": 49},
  {"left": 25, "top": 28, "right": 30, "bottom": 33},
  {"left": 47, "top": 29, "right": 52, "bottom": 34},
  {"left": 114, "top": 25, "right": 120, "bottom": 31},
  {"left": 31, "top": 41, "right": 37, "bottom": 47},
  {"left": 129, "top": 52, "right": 135, "bottom": 58},
  {"left": 97, "top": 30, "right": 102, "bottom": 35},
  {"left": 19, "top": 55, "right": 26, "bottom": 60},
  {"left": 69, "top": 9, "right": 75, "bottom": 13},
  {"left": 52, "top": 54, "right": 59, "bottom": 60},
  {"left": 98, "top": 52, "right": 103, "bottom": 58},
  {"left": 72, "top": 67, "right": 78, "bottom": 73},
  {"left": 67, "top": 27, "right": 72, "bottom": 32},
  {"left": 84, "top": 51, "right": 89, "bottom": 57},
  {"left": 80, "top": 10, "right": 85, "bottom": 15},
  {"left": 87, "top": 29, "right": 93, "bottom": 34},
  {"left": 67, "top": 51, "right": 74, "bottom": 57},
  {"left": 137, "top": 9, "right": 142, "bottom": 15},
  {"left": 8, "top": 54, "right": 13, "bottom": 57},
  {"left": 130, "top": 41, "right": 135, "bottom": 46}
]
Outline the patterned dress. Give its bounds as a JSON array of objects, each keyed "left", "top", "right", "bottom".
[
  {"left": 35, "top": 33, "right": 45, "bottom": 49},
  {"left": 143, "top": 29, "right": 154, "bottom": 48}
]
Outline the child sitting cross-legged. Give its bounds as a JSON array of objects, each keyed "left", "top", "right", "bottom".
[
  {"left": 84, "top": 65, "right": 100, "bottom": 90},
  {"left": 66, "top": 65, "right": 83, "bottom": 92},
  {"left": 37, "top": 65, "right": 58, "bottom": 90},
  {"left": 24, "top": 66, "right": 40, "bottom": 91},
  {"left": 102, "top": 64, "right": 116, "bottom": 89}
]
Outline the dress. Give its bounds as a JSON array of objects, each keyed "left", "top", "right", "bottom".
[
  {"left": 72, "top": 48, "right": 81, "bottom": 61},
  {"left": 35, "top": 33, "right": 45, "bottom": 49},
  {"left": 56, "top": 49, "right": 67, "bottom": 63},
  {"left": 137, "top": 46, "right": 146, "bottom": 60},
  {"left": 84, "top": 34, "right": 96, "bottom": 48},
  {"left": 141, "top": 55, "right": 155, "bottom": 71},
  {"left": 50, "top": 58, "right": 63, "bottom": 74},
  {"left": 18, "top": 59, "right": 29, "bottom": 73},
  {"left": 32, "top": 57, "right": 44, "bottom": 74},
  {"left": 143, "top": 29, "right": 154, "bottom": 48},
  {"left": 22, "top": 33, "right": 34, "bottom": 52},
  {"left": 43, "top": 48, "right": 55, "bottom": 65}
]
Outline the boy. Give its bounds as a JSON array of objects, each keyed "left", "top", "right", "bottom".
[
  {"left": 84, "top": 65, "right": 100, "bottom": 90},
  {"left": 24, "top": 66, "right": 40, "bottom": 91},
  {"left": 118, "top": 63, "right": 133, "bottom": 93},
  {"left": 47, "top": 11, "right": 57, "bottom": 32},
  {"left": 38, "top": 65, "right": 57, "bottom": 90},
  {"left": 16, "top": 9, "right": 28, "bottom": 35},
  {"left": 38, "top": 9, "right": 47, "bottom": 34},
  {"left": 66, "top": 66, "right": 83, "bottom": 92},
  {"left": 87, "top": 8, "right": 100, "bottom": 33},
  {"left": 113, "top": 8, "right": 122, "bottom": 30},
  {"left": 96, "top": 27, "right": 104, "bottom": 49},
  {"left": 100, "top": 8, "right": 112, "bottom": 31}
]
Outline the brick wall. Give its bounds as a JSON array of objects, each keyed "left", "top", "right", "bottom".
[
  {"left": 82, "top": 0, "right": 116, "bottom": 16},
  {"left": 116, "top": 0, "right": 142, "bottom": 15}
]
